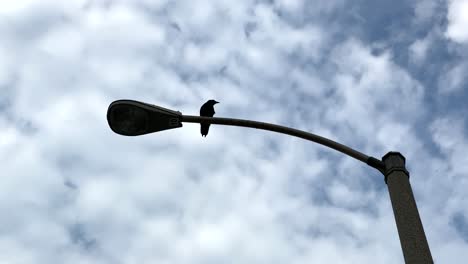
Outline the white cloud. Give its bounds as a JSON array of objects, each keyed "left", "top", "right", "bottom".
[
  {"left": 430, "top": 117, "right": 468, "bottom": 175},
  {"left": 325, "top": 38, "right": 425, "bottom": 151},
  {"left": 446, "top": 0, "right": 468, "bottom": 43},
  {"left": 409, "top": 36, "right": 431, "bottom": 64},
  {"left": 274, "top": 0, "right": 304, "bottom": 13},
  {"left": 426, "top": 117, "right": 468, "bottom": 262},
  {"left": 438, "top": 62, "right": 468, "bottom": 94}
]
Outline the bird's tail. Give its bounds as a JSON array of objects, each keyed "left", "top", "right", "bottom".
[{"left": 200, "top": 123, "right": 210, "bottom": 137}]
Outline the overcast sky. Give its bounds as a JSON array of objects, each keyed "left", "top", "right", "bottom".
[{"left": 1, "top": 0, "right": 468, "bottom": 263}]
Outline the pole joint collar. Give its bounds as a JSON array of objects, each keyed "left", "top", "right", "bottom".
[
  {"left": 384, "top": 167, "right": 410, "bottom": 184},
  {"left": 382, "top": 152, "right": 410, "bottom": 184}
]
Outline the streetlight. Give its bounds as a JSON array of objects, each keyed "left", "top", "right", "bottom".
[{"left": 107, "top": 99, "right": 433, "bottom": 263}]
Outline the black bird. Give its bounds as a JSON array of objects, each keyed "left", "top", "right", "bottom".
[{"left": 200, "top": 99, "right": 219, "bottom": 137}]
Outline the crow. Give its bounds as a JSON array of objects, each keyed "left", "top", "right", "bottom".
[{"left": 200, "top": 99, "right": 219, "bottom": 137}]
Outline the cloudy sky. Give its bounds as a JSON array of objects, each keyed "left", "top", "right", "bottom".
[{"left": 1, "top": 0, "right": 468, "bottom": 263}]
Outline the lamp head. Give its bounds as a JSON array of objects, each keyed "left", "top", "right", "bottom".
[{"left": 107, "top": 100, "right": 182, "bottom": 136}]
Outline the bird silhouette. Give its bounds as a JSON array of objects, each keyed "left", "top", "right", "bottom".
[{"left": 200, "top": 99, "right": 219, "bottom": 137}]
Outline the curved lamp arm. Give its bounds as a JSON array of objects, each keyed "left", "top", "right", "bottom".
[{"left": 181, "top": 115, "right": 385, "bottom": 172}]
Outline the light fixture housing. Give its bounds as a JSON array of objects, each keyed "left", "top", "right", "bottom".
[{"left": 107, "top": 100, "right": 182, "bottom": 136}]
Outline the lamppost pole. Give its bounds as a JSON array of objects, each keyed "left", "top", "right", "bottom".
[
  {"left": 382, "top": 152, "right": 433, "bottom": 263},
  {"left": 107, "top": 100, "right": 434, "bottom": 263}
]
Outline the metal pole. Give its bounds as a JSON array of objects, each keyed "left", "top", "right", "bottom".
[{"left": 382, "top": 152, "right": 433, "bottom": 263}]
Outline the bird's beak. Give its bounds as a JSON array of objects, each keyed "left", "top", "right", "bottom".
[{"left": 214, "top": 101, "right": 219, "bottom": 104}]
